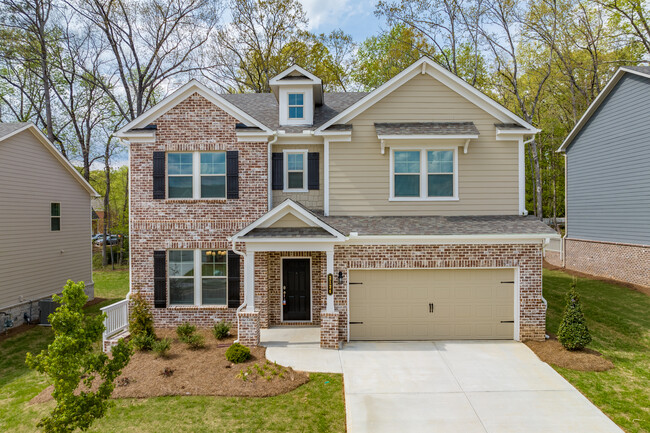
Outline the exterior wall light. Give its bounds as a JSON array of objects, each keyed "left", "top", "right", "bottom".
[{"left": 338, "top": 271, "right": 343, "bottom": 285}]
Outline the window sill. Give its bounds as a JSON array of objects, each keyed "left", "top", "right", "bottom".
[
  {"left": 389, "top": 196, "right": 459, "bottom": 202},
  {"left": 282, "top": 189, "right": 309, "bottom": 193},
  {"left": 165, "top": 198, "right": 228, "bottom": 203},
  {"left": 167, "top": 304, "right": 229, "bottom": 310}
]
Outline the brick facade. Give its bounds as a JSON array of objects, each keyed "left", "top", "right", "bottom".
[
  {"left": 320, "top": 310, "right": 340, "bottom": 349},
  {"left": 237, "top": 310, "right": 260, "bottom": 346},
  {"left": 565, "top": 238, "right": 649, "bottom": 288}
]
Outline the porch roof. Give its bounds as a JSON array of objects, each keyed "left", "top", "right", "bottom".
[{"left": 242, "top": 227, "right": 336, "bottom": 238}]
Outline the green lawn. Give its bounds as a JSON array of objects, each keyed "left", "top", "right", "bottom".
[
  {"left": 0, "top": 269, "right": 346, "bottom": 433},
  {"left": 544, "top": 269, "right": 650, "bottom": 433}
]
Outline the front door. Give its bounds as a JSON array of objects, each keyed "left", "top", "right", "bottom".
[{"left": 282, "top": 258, "right": 311, "bottom": 321}]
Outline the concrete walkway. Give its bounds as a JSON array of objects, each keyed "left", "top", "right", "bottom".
[{"left": 261, "top": 330, "right": 622, "bottom": 433}]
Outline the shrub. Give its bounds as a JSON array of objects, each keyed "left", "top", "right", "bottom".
[
  {"left": 25, "top": 280, "right": 132, "bottom": 432},
  {"left": 131, "top": 333, "right": 156, "bottom": 351},
  {"left": 129, "top": 292, "right": 155, "bottom": 340},
  {"left": 152, "top": 338, "right": 172, "bottom": 358},
  {"left": 557, "top": 281, "right": 592, "bottom": 350},
  {"left": 226, "top": 343, "right": 251, "bottom": 363},
  {"left": 185, "top": 333, "right": 205, "bottom": 350},
  {"left": 212, "top": 321, "right": 231, "bottom": 340},
  {"left": 176, "top": 323, "right": 196, "bottom": 342}
]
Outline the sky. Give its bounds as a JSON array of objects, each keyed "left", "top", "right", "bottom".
[{"left": 297, "top": 0, "right": 383, "bottom": 41}]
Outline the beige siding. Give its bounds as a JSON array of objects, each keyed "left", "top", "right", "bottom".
[
  {"left": 330, "top": 73, "right": 519, "bottom": 216},
  {"left": 0, "top": 130, "right": 92, "bottom": 308},
  {"left": 268, "top": 213, "right": 310, "bottom": 228},
  {"left": 272, "top": 144, "right": 324, "bottom": 211}
]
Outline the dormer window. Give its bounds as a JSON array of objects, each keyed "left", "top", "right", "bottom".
[{"left": 288, "top": 93, "right": 304, "bottom": 119}]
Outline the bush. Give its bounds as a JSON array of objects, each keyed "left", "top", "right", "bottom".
[
  {"left": 129, "top": 292, "right": 155, "bottom": 340},
  {"left": 226, "top": 343, "right": 251, "bottom": 363},
  {"left": 213, "top": 321, "right": 232, "bottom": 340},
  {"left": 185, "top": 333, "right": 205, "bottom": 350},
  {"left": 176, "top": 323, "right": 196, "bottom": 342},
  {"left": 152, "top": 338, "right": 172, "bottom": 358},
  {"left": 557, "top": 282, "right": 592, "bottom": 350},
  {"left": 131, "top": 333, "right": 156, "bottom": 351}
]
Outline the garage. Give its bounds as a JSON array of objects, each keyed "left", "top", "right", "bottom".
[{"left": 348, "top": 268, "right": 516, "bottom": 340}]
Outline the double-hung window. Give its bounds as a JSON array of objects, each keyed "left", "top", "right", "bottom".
[
  {"left": 284, "top": 150, "right": 307, "bottom": 191},
  {"left": 288, "top": 93, "right": 304, "bottom": 119},
  {"left": 50, "top": 203, "right": 61, "bottom": 231},
  {"left": 391, "top": 148, "right": 457, "bottom": 200},
  {"left": 167, "top": 152, "right": 226, "bottom": 199},
  {"left": 168, "top": 249, "right": 228, "bottom": 306}
]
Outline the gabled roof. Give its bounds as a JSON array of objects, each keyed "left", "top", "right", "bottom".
[
  {"left": 115, "top": 80, "right": 273, "bottom": 137},
  {"left": 316, "top": 57, "right": 539, "bottom": 134},
  {"left": 0, "top": 122, "right": 99, "bottom": 196},
  {"left": 269, "top": 65, "right": 322, "bottom": 86},
  {"left": 558, "top": 66, "right": 650, "bottom": 152}
]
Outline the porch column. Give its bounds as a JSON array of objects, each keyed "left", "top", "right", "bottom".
[
  {"left": 326, "top": 249, "right": 334, "bottom": 312},
  {"left": 245, "top": 251, "right": 255, "bottom": 311}
]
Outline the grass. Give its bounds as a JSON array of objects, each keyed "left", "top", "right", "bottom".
[
  {"left": 0, "top": 268, "right": 346, "bottom": 433},
  {"left": 543, "top": 269, "right": 650, "bottom": 433}
]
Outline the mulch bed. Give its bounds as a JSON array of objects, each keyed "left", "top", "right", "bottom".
[
  {"left": 30, "top": 329, "right": 309, "bottom": 404},
  {"left": 525, "top": 335, "right": 614, "bottom": 372},
  {"left": 543, "top": 261, "right": 650, "bottom": 296}
]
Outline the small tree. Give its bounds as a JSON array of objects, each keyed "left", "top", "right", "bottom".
[
  {"left": 557, "top": 281, "right": 592, "bottom": 350},
  {"left": 26, "top": 280, "right": 132, "bottom": 433},
  {"left": 128, "top": 291, "right": 155, "bottom": 339}
]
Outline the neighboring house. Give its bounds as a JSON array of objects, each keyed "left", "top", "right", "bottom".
[
  {"left": 92, "top": 196, "right": 106, "bottom": 235},
  {"left": 116, "top": 57, "right": 558, "bottom": 349},
  {"left": 556, "top": 66, "right": 650, "bottom": 288},
  {"left": 0, "top": 123, "right": 98, "bottom": 327}
]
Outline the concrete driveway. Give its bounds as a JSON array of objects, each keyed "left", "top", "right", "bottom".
[{"left": 341, "top": 341, "right": 622, "bottom": 433}]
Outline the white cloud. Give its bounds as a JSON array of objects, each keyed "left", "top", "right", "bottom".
[{"left": 298, "top": 0, "right": 374, "bottom": 31}]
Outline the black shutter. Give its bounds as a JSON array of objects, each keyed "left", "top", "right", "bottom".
[
  {"left": 308, "top": 152, "right": 319, "bottom": 190},
  {"left": 226, "top": 150, "right": 239, "bottom": 199},
  {"left": 153, "top": 250, "right": 167, "bottom": 308},
  {"left": 271, "top": 152, "right": 283, "bottom": 190},
  {"left": 153, "top": 152, "right": 165, "bottom": 199},
  {"left": 227, "top": 251, "right": 241, "bottom": 308}
]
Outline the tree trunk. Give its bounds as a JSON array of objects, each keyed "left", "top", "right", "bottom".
[{"left": 527, "top": 139, "right": 543, "bottom": 219}]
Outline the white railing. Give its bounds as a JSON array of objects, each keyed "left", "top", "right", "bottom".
[{"left": 101, "top": 299, "right": 128, "bottom": 340}]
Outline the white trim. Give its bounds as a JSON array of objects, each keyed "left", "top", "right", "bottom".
[
  {"left": 115, "top": 80, "right": 271, "bottom": 136},
  {"left": 166, "top": 151, "right": 227, "bottom": 200},
  {"left": 270, "top": 65, "right": 322, "bottom": 85},
  {"left": 324, "top": 139, "right": 330, "bottom": 216},
  {"left": 378, "top": 134, "right": 479, "bottom": 141},
  {"left": 280, "top": 257, "right": 313, "bottom": 323},
  {"left": 346, "top": 234, "right": 556, "bottom": 245},
  {"left": 114, "top": 132, "right": 156, "bottom": 143},
  {"left": 50, "top": 201, "right": 61, "bottom": 231},
  {"left": 0, "top": 123, "right": 99, "bottom": 196},
  {"left": 316, "top": 57, "right": 538, "bottom": 133},
  {"left": 167, "top": 248, "right": 229, "bottom": 307},
  {"left": 514, "top": 267, "right": 521, "bottom": 341},
  {"left": 283, "top": 149, "right": 308, "bottom": 192},
  {"left": 518, "top": 137, "right": 526, "bottom": 215},
  {"left": 236, "top": 132, "right": 272, "bottom": 143},
  {"left": 247, "top": 242, "right": 336, "bottom": 253},
  {"left": 389, "top": 147, "right": 459, "bottom": 201}
]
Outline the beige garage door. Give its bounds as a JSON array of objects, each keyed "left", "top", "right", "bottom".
[{"left": 349, "top": 269, "right": 515, "bottom": 340}]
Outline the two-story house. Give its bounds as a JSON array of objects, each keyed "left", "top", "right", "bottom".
[{"left": 116, "top": 57, "right": 558, "bottom": 349}]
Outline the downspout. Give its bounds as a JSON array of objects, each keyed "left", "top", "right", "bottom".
[
  {"left": 267, "top": 133, "right": 278, "bottom": 211},
  {"left": 542, "top": 237, "right": 550, "bottom": 340},
  {"left": 230, "top": 238, "right": 247, "bottom": 344}
]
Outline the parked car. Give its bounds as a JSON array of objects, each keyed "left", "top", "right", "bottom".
[{"left": 95, "top": 234, "right": 119, "bottom": 246}]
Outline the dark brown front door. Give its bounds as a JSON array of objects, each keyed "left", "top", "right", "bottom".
[{"left": 282, "top": 258, "right": 310, "bottom": 321}]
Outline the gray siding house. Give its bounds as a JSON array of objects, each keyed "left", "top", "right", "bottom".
[
  {"left": 557, "top": 66, "right": 650, "bottom": 288},
  {"left": 0, "top": 123, "right": 98, "bottom": 328}
]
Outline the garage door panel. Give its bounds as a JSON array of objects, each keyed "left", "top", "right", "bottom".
[{"left": 349, "top": 269, "right": 515, "bottom": 340}]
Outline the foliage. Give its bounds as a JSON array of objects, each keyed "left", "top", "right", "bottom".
[
  {"left": 557, "top": 281, "right": 592, "bottom": 350},
  {"left": 212, "top": 321, "right": 232, "bottom": 340},
  {"left": 225, "top": 343, "right": 251, "bottom": 364},
  {"left": 24, "top": 280, "right": 132, "bottom": 433},
  {"left": 128, "top": 292, "right": 155, "bottom": 340},
  {"left": 130, "top": 333, "right": 156, "bottom": 352},
  {"left": 185, "top": 333, "right": 205, "bottom": 350},
  {"left": 176, "top": 323, "right": 197, "bottom": 342},
  {"left": 152, "top": 338, "right": 172, "bottom": 358}
]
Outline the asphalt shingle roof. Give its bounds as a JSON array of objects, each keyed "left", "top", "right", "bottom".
[
  {"left": 624, "top": 65, "right": 650, "bottom": 75},
  {"left": 243, "top": 227, "right": 335, "bottom": 238},
  {"left": 221, "top": 92, "right": 367, "bottom": 132},
  {"left": 0, "top": 122, "right": 28, "bottom": 140},
  {"left": 374, "top": 122, "right": 479, "bottom": 136},
  {"left": 494, "top": 123, "right": 527, "bottom": 130}
]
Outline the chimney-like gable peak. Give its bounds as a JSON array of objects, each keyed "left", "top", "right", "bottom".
[{"left": 270, "top": 65, "right": 323, "bottom": 127}]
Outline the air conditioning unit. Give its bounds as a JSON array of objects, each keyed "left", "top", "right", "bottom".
[{"left": 39, "top": 298, "right": 60, "bottom": 326}]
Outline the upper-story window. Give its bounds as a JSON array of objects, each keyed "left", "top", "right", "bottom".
[
  {"left": 51, "top": 203, "right": 61, "bottom": 231},
  {"left": 284, "top": 150, "right": 308, "bottom": 192},
  {"left": 288, "top": 93, "right": 304, "bottom": 119},
  {"left": 391, "top": 148, "right": 457, "bottom": 201},
  {"left": 167, "top": 152, "right": 226, "bottom": 199}
]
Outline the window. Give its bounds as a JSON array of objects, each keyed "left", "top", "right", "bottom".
[
  {"left": 200, "top": 153, "right": 226, "bottom": 198},
  {"left": 167, "top": 153, "right": 193, "bottom": 198},
  {"left": 201, "top": 250, "right": 227, "bottom": 305},
  {"left": 50, "top": 203, "right": 61, "bottom": 231},
  {"left": 284, "top": 150, "right": 307, "bottom": 191},
  {"left": 168, "top": 152, "right": 226, "bottom": 199},
  {"left": 288, "top": 93, "right": 304, "bottom": 119},
  {"left": 168, "top": 249, "right": 228, "bottom": 306},
  {"left": 391, "top": 148, "right": 457, "bottom": 200},
  {"left": 169, "top": 250, "right": 194, "bottom": 305}
]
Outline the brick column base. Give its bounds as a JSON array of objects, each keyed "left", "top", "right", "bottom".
[
  {"left": 237, "top": 310, "right": 260, "bottom": 347},
  {"left": 320, "top": 310, "right": 340, "bottom": 349}
]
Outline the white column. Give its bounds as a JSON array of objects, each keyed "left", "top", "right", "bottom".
[
  {"left": 326, "top": 249, "right": 334, "bottom": 312},
  {"left": 245, "top": 251, "right": 255, "bottom": 311},
  {"left": 324, "top": 138, "right": 330, "bottom": 216}
]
